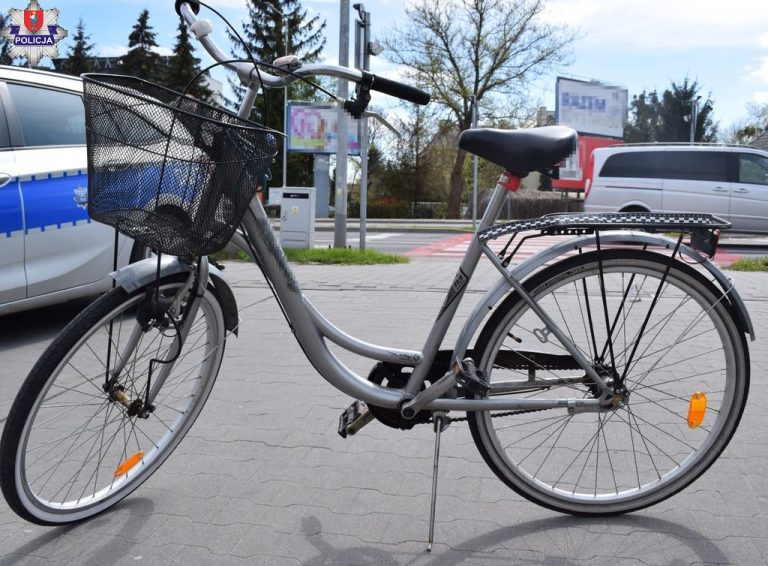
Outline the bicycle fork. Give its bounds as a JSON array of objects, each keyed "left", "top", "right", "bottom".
[{"left": 106, "top": 258, "right": 210, "bottom": 414}]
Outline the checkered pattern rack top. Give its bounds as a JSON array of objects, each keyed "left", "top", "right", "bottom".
[{"left": 477, "top": 212, "right": 729, "bottom": 243}]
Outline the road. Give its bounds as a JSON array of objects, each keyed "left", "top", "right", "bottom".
[{"left": 314, "top": 231, "right": 441, "bottom": 254}]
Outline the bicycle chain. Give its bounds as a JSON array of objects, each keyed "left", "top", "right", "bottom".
[{"left": 440, "top": 406, "right": 550, "bottom": 424}]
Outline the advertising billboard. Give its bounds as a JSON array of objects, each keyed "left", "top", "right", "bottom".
[
  {"left": 555, "top": 77, "right": 628, "bottom": 139},
  {"left": 287, "top": 102, "right": 360, "bottom": 155}
]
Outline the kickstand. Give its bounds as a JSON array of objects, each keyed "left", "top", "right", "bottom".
[{"left": 427, "top": 411, "right": 448, "bottom": 552}]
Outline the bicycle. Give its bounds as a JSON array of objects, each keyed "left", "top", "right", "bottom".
[{"left": 0, "top": 0, "right": 753, "bottom": 550}]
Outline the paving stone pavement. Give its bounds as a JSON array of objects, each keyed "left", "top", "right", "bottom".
[{"left": 1, "top": 256, "right": 768, "bottom": 565}]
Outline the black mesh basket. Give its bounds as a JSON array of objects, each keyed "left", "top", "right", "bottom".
[{"left": 82, "top": 74, "right": 279, "bottom": 257}]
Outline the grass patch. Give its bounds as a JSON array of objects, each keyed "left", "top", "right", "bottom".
[
  {"left": 727, "top": 257, "right": 768, "bottom": 271},
  {"left": 209, "top": 249, "right": 251, "bottom": 262},
  {"left": 283, "top": 247, "right": 409, "bottom": 265}
]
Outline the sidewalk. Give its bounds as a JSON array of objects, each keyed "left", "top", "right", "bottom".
[{"left": 1, "top": 258, "right": 767, "bottom": 564}]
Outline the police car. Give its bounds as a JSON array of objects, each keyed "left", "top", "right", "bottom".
[{"left": 0, "top": 65, "right": 139, "bottom": 316}]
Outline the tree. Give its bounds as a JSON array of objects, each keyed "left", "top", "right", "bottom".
[
  {"left": 227, "top": 0, "right": 326, "bottom": 188},
  {"left": 386, "top": 0, "right": 575, "bottom": 218},
  {"left": 721, "top": 103, "right": 768, "bottom": 144},
  {"left": 60, "top": 19, "right": 94, "bottom": 76},
  {"left": 624, "top": 79, "right": 717, "bottom": 143},
  {"left": 120, "top": 10, "right": 162, "bottom": 81},
  {"left": 624, "top": 91, "right": 661, "bottom": 143},
  {"left": 164, "top": 17, "right": 212, "bottom": 101}
]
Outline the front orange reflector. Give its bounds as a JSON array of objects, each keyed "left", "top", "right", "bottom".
[
  {"left": 114, "top": 451, "right": 144, "bottom": 477},
  {"left": 687, "top": 392, "right": 707, "bottom": 429}
]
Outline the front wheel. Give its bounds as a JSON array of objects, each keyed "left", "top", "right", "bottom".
[
  {"left": 468, "top": 249, "right": 749, "bottom": 515},
  {"left": 0, "top": 275, "right": 226, "bottom": 525}
]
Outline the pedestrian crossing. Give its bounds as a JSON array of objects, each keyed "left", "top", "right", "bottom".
[{"left": 406, "top": 232, "right": 741, "bottom": 267}]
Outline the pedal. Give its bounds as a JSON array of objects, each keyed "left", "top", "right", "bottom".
[
  {"left": 454, "top": 358, "right": 490, "bottom": 397},
  {"left": 337, "top": 400, "right": 374, "bottom": 438}
]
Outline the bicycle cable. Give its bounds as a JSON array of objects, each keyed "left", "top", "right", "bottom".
[{"left": 183, "top": 0, "right": 345, "bottom": 125}]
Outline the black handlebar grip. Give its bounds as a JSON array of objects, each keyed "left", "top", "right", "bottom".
[
  {"left": 367, "top": 73, "right": 430, "bottom": 105},
  {"left": 175, "top": 0, "right": 200, "bottom": 16}
]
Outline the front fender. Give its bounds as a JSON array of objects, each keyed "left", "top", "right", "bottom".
[
  {"left": 110, "top": 257, "right": 240, "bottom": 335},
  {"left": 451, "top": 231, "right": 754, "bottom": 361}
]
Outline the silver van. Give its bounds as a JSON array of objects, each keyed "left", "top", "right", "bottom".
[{"left": 583, "top": 144, "right": 768, "bottom": 233}]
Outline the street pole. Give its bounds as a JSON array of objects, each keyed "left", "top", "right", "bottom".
[
  {"left": 471, "top": 94, "right": 478, "bottom": 229},
  {"left": 690, "top": 96, "right": 701, "bottom": 144},
  {"left": 261, "top": 2, "right": 289, "bottom": 191},
  {"left": 354, "top": 4, "right": 370, "bottom": 251},
  {"left": 282, "top": 16, "right": 288, "bottom": 189},
  {"left": 334, "top": 0, "right": 350, "bottom": 248}
]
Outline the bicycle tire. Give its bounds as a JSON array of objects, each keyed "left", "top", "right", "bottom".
[
  {"left": 0, "top": 275, "right": 226, "bottom": 525},
  {"left": 468, "top": 249, "right": 749, "bottom": 515}
]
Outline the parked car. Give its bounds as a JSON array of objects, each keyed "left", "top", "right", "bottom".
[
  {"left": 583, "top": 144, "right": 768, "bottom": 233},
  {"left": 0, "top": 65, "right": 140, "bottom": 316}
]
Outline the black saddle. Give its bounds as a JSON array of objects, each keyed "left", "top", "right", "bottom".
[{"left": 458, "top": 126, "right": 578, "bottom": 176}]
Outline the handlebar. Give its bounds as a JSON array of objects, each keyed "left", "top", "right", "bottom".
[
  {"left": 362, "top": 72, "right": 430, "bottom": 106},
  {"left": 175, "top": 1, "right": 430, "bottom": 107}
]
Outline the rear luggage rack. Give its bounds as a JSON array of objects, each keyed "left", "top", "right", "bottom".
[{"left": 478, "top": 212, "right": 729, "bottom": 243}]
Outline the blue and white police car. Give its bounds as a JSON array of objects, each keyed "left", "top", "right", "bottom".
[{"left": 0, "top": 65, "right": 138, "bottom": 316}]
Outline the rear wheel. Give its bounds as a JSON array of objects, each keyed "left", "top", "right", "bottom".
[
  {"left": 468, "top": 249, "right": 749, "bottom": 515},
  {"left": 0, "top": 276, "right": 226, "bottom": 525}
]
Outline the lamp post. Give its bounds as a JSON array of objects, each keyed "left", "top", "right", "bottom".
[
  {"left": 263, "top": 2, "right": 289, "bottom": 190},
  {"left": 471, "top": 94, "right": 478, "bottom": 229},
  {"left": 334, "top": 0, "right": 350, "bottom": 248},
  {"left": 690, "top": 95, "right": 701, "bottom": 144}
]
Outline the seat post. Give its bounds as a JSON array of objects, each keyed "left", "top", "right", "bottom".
[{"left": 477, "top": 171, "right": 522, "bottom": 230}]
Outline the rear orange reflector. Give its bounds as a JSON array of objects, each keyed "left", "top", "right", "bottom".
[
  {"left": 687, "top": 392, "right": 707, "bottom": 429},
  {"left": 114, "top": 451, "right": 144, "bottom": 477}
]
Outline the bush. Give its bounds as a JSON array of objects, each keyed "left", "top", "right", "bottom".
[
  {"left": 264, "top": 204, "right": 280, "bottom": 218},
  {"left": 348, "top": 199, "right": 411, "bottom": 218},
  {"left": 476, "top": 187, "right": 582, "bottom": 220},
  {"left": 505, "top": 194, "right": 583, "bottom": 219}
]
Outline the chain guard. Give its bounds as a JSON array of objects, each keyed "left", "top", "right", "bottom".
[{"left": 366, "top": 362, "right": 433, "bottom": 430}]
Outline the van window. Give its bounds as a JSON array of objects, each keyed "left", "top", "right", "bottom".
[
  {"left": 664, "top": 151, "right": 728, "bottom": 182},
  {"left": 599, "top": 151, "right": 664, "bottom": 178},
  {"left": 6, "top": 83, "right": 85, "bottom": 147},
  {"left": 738, "top": 153, "right": 768, "bottom": 185}
]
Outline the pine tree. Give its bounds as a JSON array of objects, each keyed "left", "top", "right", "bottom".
[
  {"left": 227, "top": 0, "right": 326, "bottom": 187},
  {"left": 624, "top": 79, "right": 717, "bottom": 143},
  {"left": 164, "top": 17, "right": 212, "bottom": 101},
  {"left": 120, "top": 9, "right": 162, "bottom": 81},
  {"left": 61, "top": 19, "right": 94, "bottom": 76}
]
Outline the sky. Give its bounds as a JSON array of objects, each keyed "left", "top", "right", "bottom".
[{"left": 9, "top": 0, "right": 768, "bottom": 133}]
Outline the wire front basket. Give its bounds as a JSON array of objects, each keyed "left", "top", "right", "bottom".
[{"left": 82, "top": 74, "right": 279, "bottom": 257}]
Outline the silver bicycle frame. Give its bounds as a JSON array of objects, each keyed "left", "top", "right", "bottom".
[{"left": 236, "top": 175, "right": 606, "bottom": 412}]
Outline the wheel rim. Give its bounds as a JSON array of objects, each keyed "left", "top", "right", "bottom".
[
  {"left": 477, "top": 257, "right": 743, "bottom": 509},
  {"left": 15, "top": 284, "right": 223, "bottom": 520}
]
